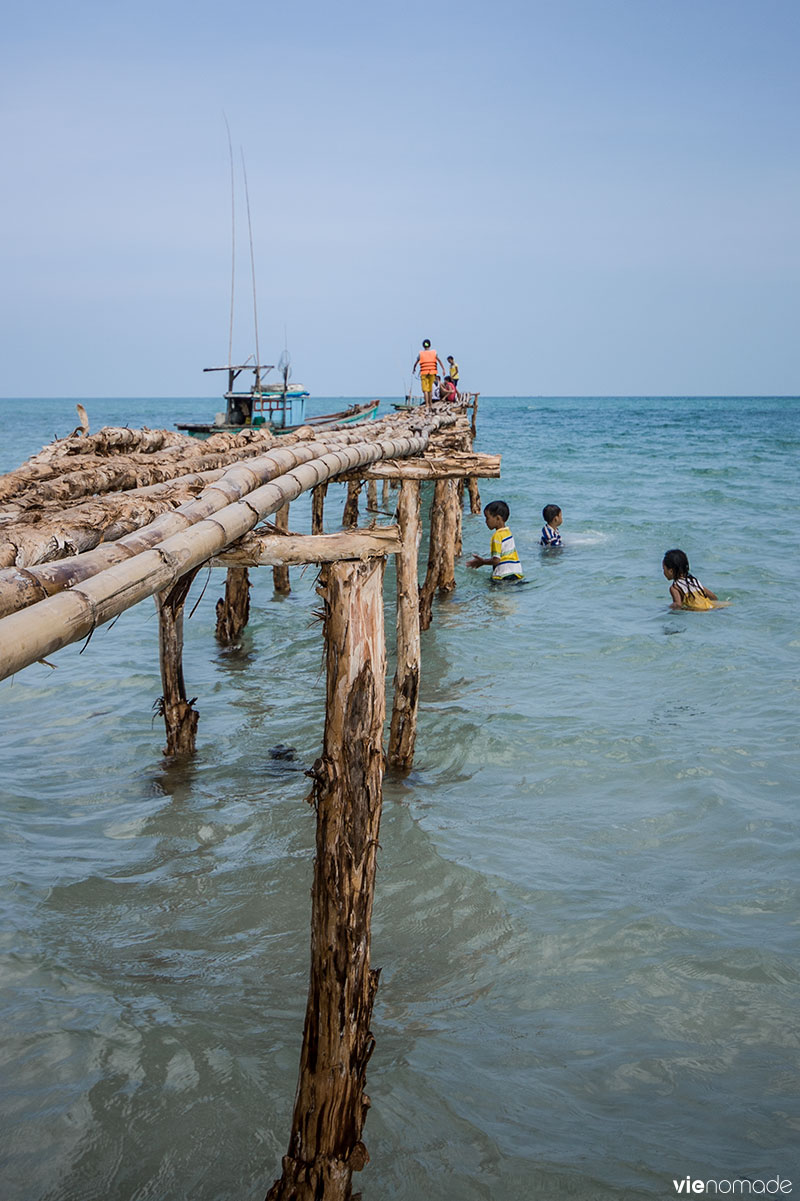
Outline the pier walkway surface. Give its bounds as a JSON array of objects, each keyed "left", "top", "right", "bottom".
[{"left": 0, "top": 394, "right": 500, "bottom": 1201}]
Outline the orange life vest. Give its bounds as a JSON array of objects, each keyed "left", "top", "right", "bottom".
[{"left": 419, "top": 349, "right": 438, "bottom": 375}]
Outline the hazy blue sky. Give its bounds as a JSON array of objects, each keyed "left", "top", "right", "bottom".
[{"left": 2, "top": 0, "right": 798, "bottom": 398}]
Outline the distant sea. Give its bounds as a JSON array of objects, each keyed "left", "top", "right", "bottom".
[{"left": 1, "top": 395, "right": 798, "bottom": 1200}]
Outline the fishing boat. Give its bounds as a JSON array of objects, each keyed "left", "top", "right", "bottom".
[
  {"left": 177, "top": 138, "right": 380, "bottom": 439},
  {"left": 176, "top": 364, "right": 379, "bottom": 438}
]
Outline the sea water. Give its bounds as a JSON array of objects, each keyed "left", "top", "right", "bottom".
[{"left": 0, "top": 396, "right": 798, "bottom": 1201}]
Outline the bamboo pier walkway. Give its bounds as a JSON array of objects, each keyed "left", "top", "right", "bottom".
[{"left": 0, "top": 394, "right": 496, "bottom": 1201}]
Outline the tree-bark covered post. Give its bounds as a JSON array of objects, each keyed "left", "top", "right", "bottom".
[
  {"left": 467, "top": 476, "right": 482, "bottom": 515},
  {"left": 388, "top": 480, "right": 421, "bottom": 770},
  {"left": 366, "top": 479, "right": 378, "bottom": 512},
  {"left": 155, "top": 567, "right": 201, "bottom": 755},
  {"left": 273, "top": 503, "right": 291, "bottom": 594},
  {"left": 267, "top": 556, "right": 387, "bottom": 1201},
  {"left": 215, "top": 566, "right": 251, "bottom": 643},
  {"left": 342, "top": 480, "right": 361, "bottom": 529},
  {"left": 312, "top": 482, "right": 328, "bottom": 535},
  {"left": 418, "top": 479, "right": 447, "bottom": 631},
  {"left": 437, "top": 479, "right": 457, "bottom": 594}
]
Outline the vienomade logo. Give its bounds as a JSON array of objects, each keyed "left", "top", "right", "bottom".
[{"left": 673, "top": 1178, "right": 792, "bottom": 1195}]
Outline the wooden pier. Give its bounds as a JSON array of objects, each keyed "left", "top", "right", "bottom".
[{"left": 0, "top": 395, "right": 495, "bottom": 1200}]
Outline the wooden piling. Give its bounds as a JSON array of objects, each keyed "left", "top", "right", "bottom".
[
  {"left": 388, "top": 480, "right": 421, "bottom": 770},
  {"left": 312, "top": 482, "right": 327, "bottom": 535},
  {"left": 215, "top": 566, "right": 251, "bottom": 643},
  {"left": 273, "top": 503, "right": 291, "bottom": 594},
  {"left": 437, "top": 480, "right": 457, "bottom": 594},
  {"left": 155, "top": 567, "right": 200, "bottom": 755},
  {"left": 342, "top": 480, "right": 361, "bottom": 529},
  {"left": 419, "top": 479, "right": 447, "bottom": 631},
  {"left": 467, "top": 476, "right": 482, "bottom": 514},
  {"left": 366, "top": 479, "right": 378, "bottom": 512},
  {"left": 267, "top": 556, "right": 386, "bottom": 1201}
]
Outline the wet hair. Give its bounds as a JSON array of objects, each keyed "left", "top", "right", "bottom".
[
  {"left": 662, "top": 548, "right": 690, "bottom": 579},
  {"left": 422, "top": 339, "right": 431, "bottom": 348},
  {"left": 484, "top": 500, "right": 510, "bottom": 521},
  {"left": 542, "top": 504, "right": 561, "bottom": 524}
]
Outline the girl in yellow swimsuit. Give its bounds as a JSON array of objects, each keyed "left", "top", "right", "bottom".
[{"left": 662, "top": 548, "right": 721, "bottom": 610}]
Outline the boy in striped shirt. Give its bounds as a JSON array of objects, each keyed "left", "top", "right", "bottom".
[{"left": 467, "top": 500, "right": 524, "bottom": 581}]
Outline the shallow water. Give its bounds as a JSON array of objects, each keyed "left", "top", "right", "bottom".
[{"left": 1, "top": 395, "right": 798, "bottom": 1199}]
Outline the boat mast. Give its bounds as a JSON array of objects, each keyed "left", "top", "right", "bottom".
[
  {"left": 241, "top": 151, "right": 262, "bottom": 394},
  {"left": 224, "top": 114, "right": 237, "bottom": 398}
]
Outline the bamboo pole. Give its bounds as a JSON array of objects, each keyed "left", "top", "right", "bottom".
[
  {"left": 267, "top": 557, "right": 386, "bottom": 1201},
  {"left": 311, "top": 482, "right": 327, "bottom": 535},
  {"left": 0, "top": 434, "right": 430, "bottom": 682},
  {"left": 155, "top": 567, "right": 200, "bottom": 755},
  {"left": 215, "top": 566, "right": 251, "bottom": 643},
  {"left": 419, "top": 480, "right": 447, "bottom": 631},
  {"left": 388, "top": 481, "right": 421, "bottom": 770},
  {"left": 342, "top": 480, "right": 361, "bottom": 528},
  {"left": 272, "top": 504, "right": 291, "bottom": 594}
]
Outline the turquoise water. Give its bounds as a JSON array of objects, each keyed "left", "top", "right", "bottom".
[{"left": 0, "top": 396, "right": 798, "bottom": 1200}]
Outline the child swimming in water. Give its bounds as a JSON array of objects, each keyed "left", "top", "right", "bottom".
[
  {"left": 662, "top": 548, "right": 720, "bottom": 610},
  {"left": 540, "top": 504, "right": 563, "bottom": 547}
]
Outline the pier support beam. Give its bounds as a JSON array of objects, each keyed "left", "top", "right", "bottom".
[
  {"left": 155, "top": 567, "right": 200, "bottom": 756},
  {"left": 366, "top": 479, "right": 378, "bottom": 512},
  {"left": 342, "top": 480, "right": 361, "bottom": 529},
  {"left": 467, "top": 477, "right": 482, "bottom": 515},
  {"left": 215, "top": 566, "right": 251, "bottom": 643},
  {"left": 438, "top": 480, "right": 457, "bottom": 595},
  {"left": 388, "top": 481, "right": 421, "bottom": 770},
  {"left": 267, "top": 556, "right": 386, "bottom": 1201},
  {"left": 273, "top": 504, "right": 291, "bottom": 594},
  {"left": 419, "top": 480, "right": 447, "bottom": 631},
  {"left": 312, "top": 483, "right": 328, "bottom": 535}
]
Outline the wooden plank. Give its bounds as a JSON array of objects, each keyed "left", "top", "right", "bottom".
[
  {"left": 338, "top": 451, "right": 500, "bottom": 481},
  {"left": 210, "top": 526, "right": 401, "bottom": 567}
]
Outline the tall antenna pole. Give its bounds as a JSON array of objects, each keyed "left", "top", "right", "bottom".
[
  {"left": 241, "top": 150, "right": 262, "bottom": 391},
  {"left": 224, "top": 114, "right": 236, "bottom": 374}
]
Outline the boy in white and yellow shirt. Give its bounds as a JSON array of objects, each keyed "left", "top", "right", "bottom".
[{"left": 467, "top": 500, "right": 524, "bottom": 581}]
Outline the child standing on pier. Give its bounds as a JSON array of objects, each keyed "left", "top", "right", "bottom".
[{"left": 467, "top": 501, "right": 524, "bottom": 581}]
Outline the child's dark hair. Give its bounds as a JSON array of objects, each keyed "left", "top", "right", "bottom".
[
  {"left": 542, "top": 504, "right": 561, "bottom": 524},
  {"left": 484, "top": 500, "right": 510, "bottom": 521},
  {"left": 662, "top": 548, "right": 690, "bottom": 578}
]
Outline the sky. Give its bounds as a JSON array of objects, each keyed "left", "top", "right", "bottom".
[{"left": 1, "top": 0, "right": 798, "bottom": 398}]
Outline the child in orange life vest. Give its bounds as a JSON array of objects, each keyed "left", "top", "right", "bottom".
[
  {"left": 662, "top": 548, "right": 720, "bottom": 610},
  {"left": 412, "top": 339, "right": 446, "bottom": 404},
  {"left": 467, "top": 500, "right": 524, "bottom": 581}
]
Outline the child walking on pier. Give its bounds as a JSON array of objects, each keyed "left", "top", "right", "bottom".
[{"left": 467, "top": 500, "right": 524, "bottom": 581}]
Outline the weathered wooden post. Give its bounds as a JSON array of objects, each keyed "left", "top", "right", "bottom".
[
  {"left": 437, "top": 479, "right": 457, "bottom": 594},
  {"left": 454, "top": 479, "right": 464, "bottom": 557},
  {"left": 312, "top": 482, "right": 328, "bottom": 535},
  {"left": 273, "top": 503, "right": 292, "bottom": 594},
  {"left": 381, "top": 479, "right": 390, "bottom": 509},
  {"left": 267, "top": 555, "right": 386, "bottom": 1201},
  {"left": 388, "top": 480, "right": 421, "bottom": 770},
  {"left": 419, "top": 479, "right": 447, "bottom": 631},
  {"left": 155, "top": 567, "right": 201, "bottom": 755},
  {"left": 215, "top": 566, "right": 251, "bottom": 643},
  {"left": 342, "top": 480, "right": 361, "bottom": 528},
  {"left": 467, "top": 476, "right": 482, "bottom": 515},
  {"left": 366, "top": 479, "right": 378, "bottom": 512}
]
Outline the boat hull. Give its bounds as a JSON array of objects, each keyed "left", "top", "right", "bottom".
[{"left": 176, "top": 400, "right": 380, "bottom": 440}]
